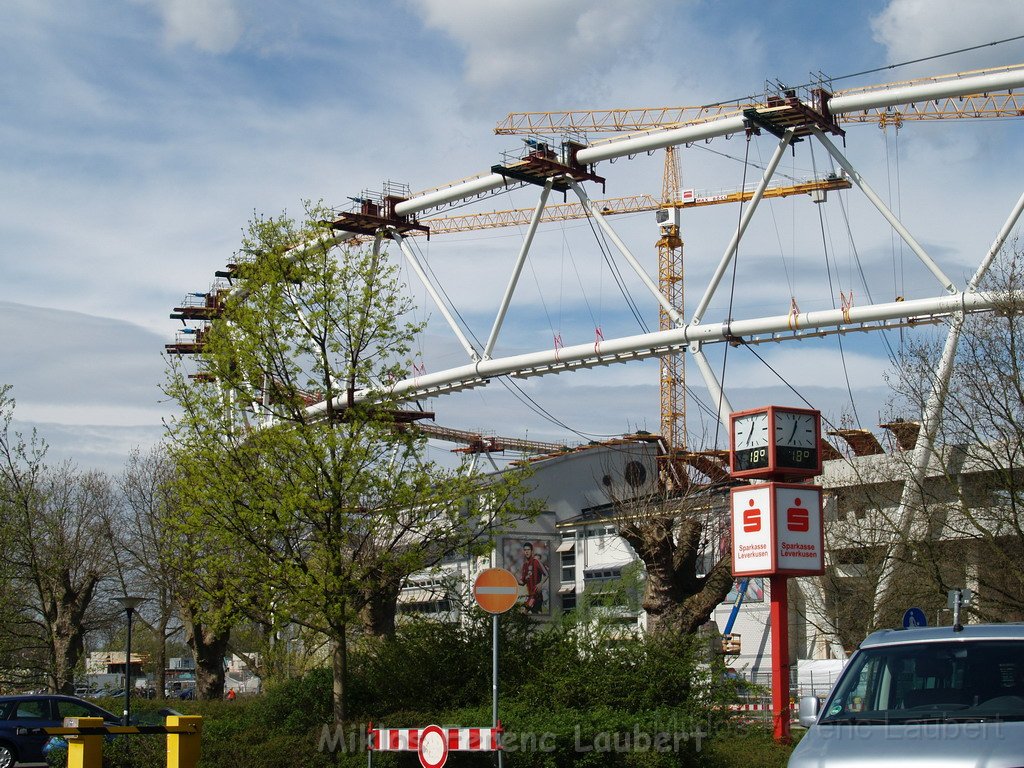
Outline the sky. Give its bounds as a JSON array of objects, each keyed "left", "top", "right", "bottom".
[{"left": 3, "top": 0, "right": 1024, "bottom": 473}]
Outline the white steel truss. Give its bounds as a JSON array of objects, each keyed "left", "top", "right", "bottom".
[{"left": 313, "top": 65, "right": 1024, "bottom": 420}]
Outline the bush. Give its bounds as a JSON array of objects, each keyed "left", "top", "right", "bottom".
[{"left": 47, "top": 617, "right": 789, "bottom": 768}]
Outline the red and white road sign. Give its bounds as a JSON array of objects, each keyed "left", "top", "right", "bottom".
[
  {"left": 417, "top": 724, "right": 448, "bottom": 768},
  {"left": 473, "top": 568, "right": 519, "bottom": 614}
]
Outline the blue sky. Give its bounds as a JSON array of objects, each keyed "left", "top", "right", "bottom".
[{"left": 2, "top": 0, "right": 1024, "bottom": 472}]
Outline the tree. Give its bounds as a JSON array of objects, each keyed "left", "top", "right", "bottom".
[
  {"left": 885, "top": 250, "right": 1024, "bottom": 623},
  {"left": 164, "top": 204, "right": 530, "bottom": 724},
  {"left": 605, "top": 460, "right": 735, "bottom": 635},
  {"left": 606, "top": 493, "right": 737, "bottom": 638},
  {"left": 114, "top": 446, "right": 195, "bottom": 699},
  {"left": 805, "top": 248, "right": 1024, "bottom": 647},
  {"left": 0, "top": 386, "right": 118, "bottom": 692}
]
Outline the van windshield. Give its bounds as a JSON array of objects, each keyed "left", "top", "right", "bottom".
[{"left": 820, "top": 640, "right": 1024, "bottom": 724}]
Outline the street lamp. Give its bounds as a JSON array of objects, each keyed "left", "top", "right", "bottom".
[{"left": 114, "top": 596, "right": 146, "bottom": 726}]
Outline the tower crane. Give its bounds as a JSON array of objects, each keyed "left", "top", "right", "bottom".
[{"left": 658, "top": 146, "right": 685, "bottom": 452}]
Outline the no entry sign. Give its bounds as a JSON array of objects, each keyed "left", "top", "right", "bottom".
[
  {"left": 418, "top": 725, "right": 448, "bottom": 768},
  {"left": 473, "top": 568, "right": 519, "bottom": 614}
]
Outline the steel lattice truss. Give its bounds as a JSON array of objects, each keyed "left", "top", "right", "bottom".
[
  {"left": 300, "top": 66, "right": 1024, "bottom": 426},
  {"left": 170, "top": 65, "right": 1024, "bottom": 432}
]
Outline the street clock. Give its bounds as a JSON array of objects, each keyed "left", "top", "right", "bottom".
[{"left": 729, "top": 406, "right": 822, "bottom": 480}]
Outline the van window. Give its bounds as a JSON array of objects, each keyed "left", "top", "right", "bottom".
[{"left": 820, "top": 640, "right": 1024, "bottom": 723}]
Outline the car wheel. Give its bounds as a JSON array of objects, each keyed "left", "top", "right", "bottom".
[{"left": 0, "top": 742, "right": 17, "bottom": 768}]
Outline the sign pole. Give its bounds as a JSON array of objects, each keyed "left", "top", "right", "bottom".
[
  {"left": 473, "top": 568, "right": 517, "bottom": 768},
  {"left": 769, "top": 574, "right": 791, "bottom": 744},
  {"left": 493, "top": 614, "right": 503, "bottom": 768}
]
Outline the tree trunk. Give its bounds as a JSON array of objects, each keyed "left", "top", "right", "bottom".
[
  {"left": 45, "top": 574, "right": 98, "bottom": 693},
  {"left": 49, "top": 630, "right": 85, "bottom": 694},
  {"left": 358, "top": 577, "right": 401, "bottom": 637},
  {"left": 155, "top": 614, "right": 169, "bottom": 698},
  {"left": 619, "top": 515, "right": 734, "bottom": 635},
  {"left": 331, "top": 630, "right": 347, "bottom": 727},
  {"left": 181, "top": 608, "right": 230, "bottom": 700}
]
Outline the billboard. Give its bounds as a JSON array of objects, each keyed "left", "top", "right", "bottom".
[{"left": 502, "top": 538, "right": 552, "bottom": 615}]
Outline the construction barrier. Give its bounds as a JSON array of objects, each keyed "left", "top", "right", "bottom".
[
  {"left": 20, "top": 714, "right": 202, "bottom": 768},
  {"left": 368, "top": 723, "right": 502, "bottom": 768}
]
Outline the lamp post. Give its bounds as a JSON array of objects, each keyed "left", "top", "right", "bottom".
[{"left": 114, "top": 596, "right": 146, "bottom": 726}]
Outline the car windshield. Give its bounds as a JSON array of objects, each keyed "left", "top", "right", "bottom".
[{"left": 820, "top": 640, "right": 1024, "bottom": 724}]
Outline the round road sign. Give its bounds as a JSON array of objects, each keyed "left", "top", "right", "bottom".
[
  {"left": 903, "top": 607, "right": 927, "bottom": 628},
  {"left": 418, "top": 725, "right": 448, "bottom": 768},
  {"left": 473, "top": 568, "right": 519, "bottom": 614}
]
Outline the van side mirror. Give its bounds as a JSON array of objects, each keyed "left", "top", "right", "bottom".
[{"left": 798, "top": 695, "right": 820, "bottom": 727}]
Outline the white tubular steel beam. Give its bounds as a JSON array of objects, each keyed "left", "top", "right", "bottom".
[
  {"left": 690, "top": 128, "right": 795, "bottom": 326},
  {"left": 811, "top": 128, "right": 957, "bottom": 294},
  {"left": 576, "top": 116, "right": 749, "bottom": 165},
  {"left": 385, "top": 68, "right": 1024, "bottom": 220},
  {"left": 394, "top": 174, "right": 510, "bottom": 217},
  {"left": 968, "top": 188, "right": 1024, "bottom": 291},
  {"left": 390, "top": 229, "right": 480, "bottom": 362},
  {"left": 484, "top": 178, "right": 554, "bottom": 359},
  {"left": 690, "top": 344, "right": 733, "bottom": 426},
  {"left": 828, "top": 67, "right": 1024, "bottom": 115},
  {"left": 303, "top": 290, "right": 1011, "bottom": 417},
  {"left": 568, "top": 180, "right": 685, "bottom": 327}
]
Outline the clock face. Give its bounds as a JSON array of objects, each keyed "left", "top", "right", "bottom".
[
  {"left": 773, "top": 409, "right": 819, "bottom": 470},
  {"left": 774, "top": 411, "right": 816, "bottom": 447},
  {"left": 732, "top": 411, "right": 770, "bottom": 471},
  {"left": 734, "top": 412, "right": 769, "bottom": 449}
]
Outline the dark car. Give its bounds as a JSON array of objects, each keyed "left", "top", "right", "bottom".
[{"left": 0, "top": 694, "right": 119, "bottom": 768}]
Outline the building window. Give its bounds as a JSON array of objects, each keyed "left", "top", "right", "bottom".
[
  {"left": 560, "top": 546, "right": 576, "bottom": 584},
  {"left": 624, "top": 461, "right": 647, "bottom": 488},
  {"left": 560, "top": 588, "right": 577, "bottom": 613}
]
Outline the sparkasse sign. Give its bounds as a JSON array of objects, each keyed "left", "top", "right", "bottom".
[{"left": 731, "top": 482, "right": 824, "bottom": 576}]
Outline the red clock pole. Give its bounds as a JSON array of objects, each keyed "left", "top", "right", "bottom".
[
  {"left": 729, "top": 406, "right": 823, "bottom": 746},
  {"left": 769, "top": 574, "right": 791, "bottom": 744}
]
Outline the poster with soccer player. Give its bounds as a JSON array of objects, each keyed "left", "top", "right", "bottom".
[{"left": 503, "top": 538, "right": 551, "bottom": 615}]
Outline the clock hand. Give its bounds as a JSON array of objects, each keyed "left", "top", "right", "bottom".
[
  {"left": 746, "top": 420, "right": 755, "bottom": 445},
  {"left": 788, "top": 420, "right": 798, "bottom": 443}
]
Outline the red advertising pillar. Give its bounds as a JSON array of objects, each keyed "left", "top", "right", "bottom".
[{"left": 769, "top": 575, "right": 791, "bottom": 744}]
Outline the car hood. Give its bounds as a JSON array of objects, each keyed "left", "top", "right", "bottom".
[{"left": 789, "top": 721, "right": 1024, "bottom": 768}]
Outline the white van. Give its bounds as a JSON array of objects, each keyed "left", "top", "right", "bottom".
[{"left": 789, "top": 624, "right": 1024, "bottom": 767}]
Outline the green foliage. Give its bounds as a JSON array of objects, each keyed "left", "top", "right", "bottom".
[
  {"left": 704, "top": 728, "right": 795, "bottom": 768},
  {"left": 162, "top": 203, "right": 535, "bottom": 719},
  {"left": 49, "top": 621, "right": 790, "bottom": 768}
]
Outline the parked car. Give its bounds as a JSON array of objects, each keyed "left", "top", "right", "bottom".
[
  {"left": 790, "top": 623, "right": 1024, "bottom": 767},
  {"left": 0, "top": 694, "right": 119, "bottom": 768}
]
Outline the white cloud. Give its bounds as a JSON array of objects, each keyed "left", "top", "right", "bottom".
[
  {"left": 408, "top": 0, "right": 662, "bottom": 92},
  {"left": 136, "top": 0, "right": 243, "bottom": 53},
  {"left": 871, "top": 1, "right": 1024, "bottom": 70}
]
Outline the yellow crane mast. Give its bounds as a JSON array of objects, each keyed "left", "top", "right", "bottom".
[{"left": 658, "top": 146, "right": 685, "bottom": 451}]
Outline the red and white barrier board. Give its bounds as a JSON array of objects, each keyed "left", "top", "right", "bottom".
[{"left": 368, "top": 723, "right": 503, "bottom": 768}]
